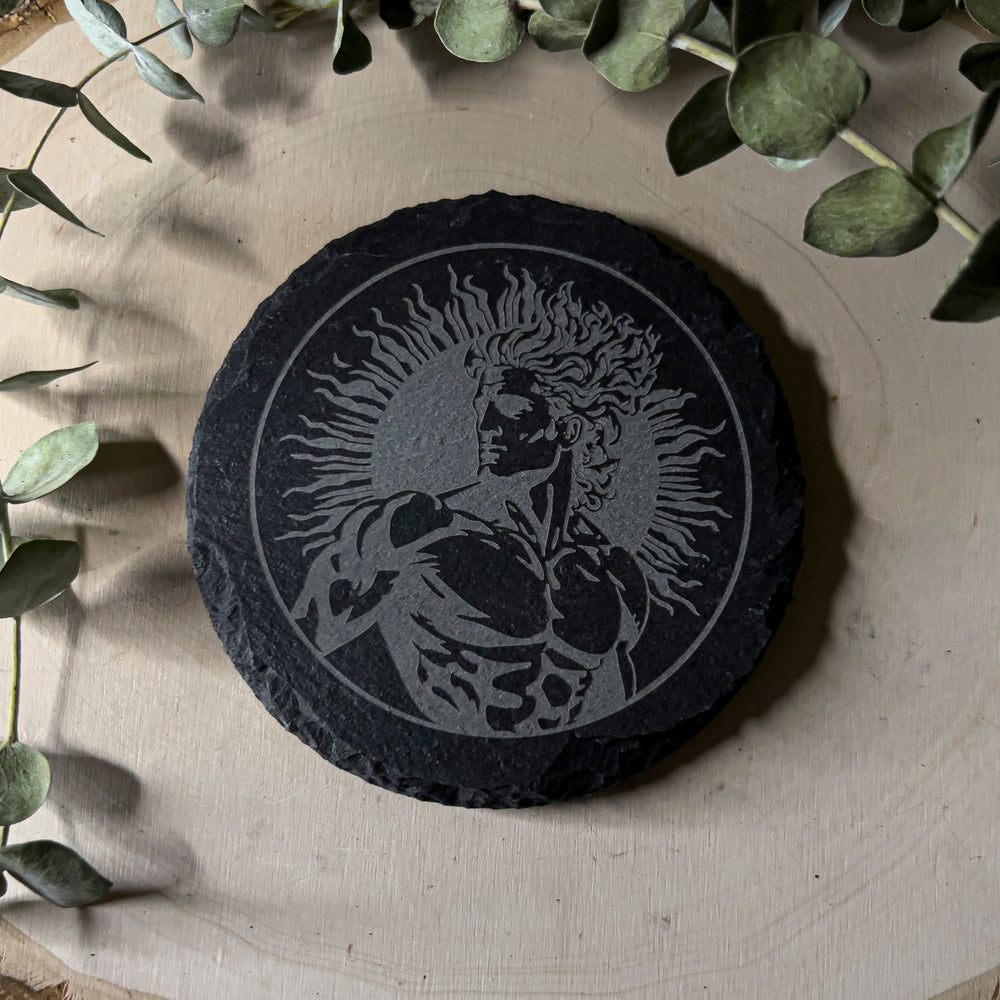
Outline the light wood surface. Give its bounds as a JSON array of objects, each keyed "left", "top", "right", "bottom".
[{"left": 0, "top": 6, "right": 998, "bottom": 999}]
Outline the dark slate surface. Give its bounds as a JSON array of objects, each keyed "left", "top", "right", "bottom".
[{"left": 188, "top": 191, "right": 804, "bottom": 808}]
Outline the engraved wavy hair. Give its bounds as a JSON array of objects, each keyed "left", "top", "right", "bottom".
[{"left": 462, "top": 268, "right": 659, "bottom": 511}]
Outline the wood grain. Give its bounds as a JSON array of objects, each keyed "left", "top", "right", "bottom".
[{"left": 0, "top": 7, "right": 998, "bottom": 999}]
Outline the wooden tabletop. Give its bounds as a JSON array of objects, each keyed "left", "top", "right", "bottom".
[{"left": 1, "top": 6, "right": 998, "bottom": 999}]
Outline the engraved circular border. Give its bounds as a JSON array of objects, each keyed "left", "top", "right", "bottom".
[{"left": 249, "top": 243, "right": 753, "bottom": 736}]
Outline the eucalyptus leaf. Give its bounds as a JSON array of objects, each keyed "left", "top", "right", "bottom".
[
  {"left": 0, "top": 278, "right": 79, "bottom": 310},
  {"left": 528, "top": 10, "right": 590, "bottom": 50},
  {"left": 0, "top": 540, "right": 81, "bottom": 618},
  {"left": 183, "top": 0, "right": 242, "bottom": 47},
  {"left": 5, "top": 171, "right": 102, "bottom": 237},
  {"left": 240, "top": 5, "right": 281, "bottom": 30},
  {"left": 333, "top": 6, "right": 373, "bottom": 73},
  {"left": 132, "top": 47, "right": 204, "bottom": 101},
  {"left": 912, "top": 89, "right": 1000, "bottom": 197},
  {"left": 0, "top": 840, "right": 111, "bottom": 907},
  {"left": 583, "top": 0, "right": 686, "bottom": 92},
  {"left": 0, "top": 743, "right": 50, "bottom": 826},
  {"left": 959, "top": 43, "right": 1000, "bottom": 93},
  {"left": 435, "top": 0, "right": 525, "bottom": 63},
  {"left": 667, "top": 75, "right": 742, "bottom": 174},
  {"left": 0, "top": 363, "right": 96, "bottom": 393},
  {"left": 0, "top": 71, "right": 78, "bottom": 108},
  {"left": 541, "top": 0, "right": 597, "bottom": 17},
  {"left": 932, "top": 218, "right": 1000, "bottom": 322},
  {"left": 380, "top": 0, "right": 426, "bottom": 28},
  {"left": 78, "top": 94, "right": 152, "bottom": 162},
  {"left": 689, "top": 1, "right": 730, "bottom": 46},
  {"left": 731, "top": 0, "right": 803, "bottom": 53},
  {"left": 818, "top": 0, "right": 853, "bottom": 34},
  {"left": 727, "top": 33, "right": 869, "bottom": 160},
  {"left": 155, "top": 0, "right": 194, "bottom": 57},
  {"left": 63, "top": 0, "right": 131, "bottom": 57},
  {"left": 681, "top": 0, "right": 710, "bottom": 32},
  {"left": 966, "top": 0, "right": 1000, "bottom": 36},
  {"left": 804, "top": 166, "right": 938, "bottom": 257},
  {"left": 860, "top": 0, "right": 950, "bottom": 30},
  {"left": 0, "top": 169, "right": 36, "bottom": 213},
  {"left": 1, "top": 422, "right": 99, "bottom": 503}
]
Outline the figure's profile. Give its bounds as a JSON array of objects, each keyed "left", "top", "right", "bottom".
[{"left": 285, "top": 269, "right": 725, "bottom": 736}]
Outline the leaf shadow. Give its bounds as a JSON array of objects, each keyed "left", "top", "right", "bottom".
[
  {"left": 144, "top": 205, "right": 261, "bottom": 275},
  {"left": 592, "top": 227, "right": 857, "bottom": 801},
  {"left": 162, "top": 111, "right": 248, "bottom": 170},
  {"left": 43, "top": 753, "right": 142, "bottom": 823}
]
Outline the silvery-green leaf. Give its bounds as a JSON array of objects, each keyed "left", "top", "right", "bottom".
[
  {"left": 1, "top": 422, "right": 98, "bottom": 503},
  {"left": 681, "top": 0, "right": 710, "bottom": 31},
  {"left": 583, "top": 0, "right": 686, "bottom": 92},
  {"left": 434, "top": 0, "right": 525, "bottom": 62},
  {"left": 0, "top": 540, "right": 81, "bottom": 617},
  {"left": 966, "top": 0, "right": 1000, "bottom": 35},
  {"left": 240, "top": 5, "right": 281, "bottom": 30},
  {"left": 333, "top": 6, "right": 373, "bottom": 73},
  {"left": 528, "top": 10, "right": 589, "bottom": 50},
  {"left": 689, "top": 1, "right": 730, "bottom": 46},
  {"left": 540, "top": 0, "right": 597, "bottom": 17},
  {"left": 959, "top": 42, "right": 1000, "bottom": 92},
  {"left": 0, "top": 743, "right": 50, "bottom": 826},
  {"left": 132, "top": 47, "right": 204, "bottom": 101},
  {"left": 183, "top": 0, "right": 242, "bottom": 46},
  {"left": 380, "top": 0, "right": 425, "bottom": 28},
  {"left": 768, "top": 155, "right": 814, "bottom": 169},
  {"left": 819, "top": 0, "right": 853, "bottom": 34},
  {"left": 727, "top": 33, "right": 869, "bottom": 160},
  {"left": 912, "top": 89, "right": 1000, "bottom": 197},
  {"left": 156, "top": 0, "right": 194, "bottom": 57},
  {"left": 63, "top": 0, "right": 131, "bottom": 57},
  {"left": 0, "top": 169, "right": 36, "bottom": 213},
  {"left": 0, "top": 840, "right": 110, "bottom": 907},
  {"left": 731, "top": 0, "right": 803, "bottom": 52},
  {"left": 5, "top": 171, "right": 102, "bottom": 236},
  {"left": 667, "top": 75, "right": 741, "bottom": 174},
  {"left": 0, "top": 71, "right": 78, "bottom": 107},
  {"left": 77, "top": 94, "right": 151, "bottom": 162},
  {"left": 932, "top": 217, "right": 1000, "bottom": 322},
  {"left": 0, "top": 278, "right": 79, "bottom": 310},
  {"left": 861, "top": 0, "right": 950, "bottom": 30},
  {"left": 0, "top": 363, "right": 96, "bottom": 393},
  {"left": 804, "top": 167, "right": 938, "bottom": 257}
]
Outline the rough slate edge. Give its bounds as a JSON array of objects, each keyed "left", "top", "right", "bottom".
[{"left": 187, "top": 191, "right": 805, "bottom": 809}]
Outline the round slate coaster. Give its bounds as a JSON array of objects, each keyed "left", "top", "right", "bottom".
[{"left": 188, "top": 192, "right": 803, "bottom": 808}]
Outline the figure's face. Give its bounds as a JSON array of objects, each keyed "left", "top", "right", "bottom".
[{"left": 473, "top": 368, "right": 562, "bottom": 477}]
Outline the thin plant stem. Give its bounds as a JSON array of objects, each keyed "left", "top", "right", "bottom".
[
  {"left": 0, "top": 504, "right": 19, "bottom": 750},
  {"left": 670, "top": 33, "right": 981, "bottom": 245}
]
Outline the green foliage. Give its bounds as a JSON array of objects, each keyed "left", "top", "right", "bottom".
[
  {"left": 861, "top": 0, "right": 951, "bottom": 31},
  {"left": 0, "top": 743, "right": 50, "bottom": 825},
  {"left": 6, "top": 170, "right": 102, "bottom": 235},
  {"left": 156, "top": 0, "right": 195, "bottom": 57},
  {"left": 333, "top": 5, "right": 373, "bottom": 74},
  {"left": 727, "top": 34, "right": 869, "bottom": 160},
  {"left": 0, "top": 539, "right": 81, "bottom": 617},
  {"left": 667, "top": 75, "right": 741, "bottom": 174},
  {"left": 0, "top": 169, "right": 36, "bottom": 213},
  {"left": 528, "top": 10, "right": 590, "bottom": 51},
  {"left": 1, "top": 422, "right": 98, "bottom": 503},
  {"left": 731, "top": 0, "right": 803, "bottom": 53},
  {"left": 133, "top": 46, "right": 204, "bottom": 100},
  {"left": 818, "top": 0, "right": 853, "bottom": 36},
  {"left": 0, "top": 70, "right": 78, "bottom": 107},
  {"left": 804, "top": 166, "right": 938, "bottom": 256},
  {"left": 78, "top": 94, "right": 151, "bottom": 161},
  {"left": 434, "top": 0, "right": 525, "bottom": 63},
  {"left": 965, "top": 0, "right": 1000, "bottom": 36},
  {"left": 0, "top": 840, "right": 111, "bottom": 907},
  {"left": 933, "top": 218, "right": 1000, "bottom": 322},
  {"left": 960, "top": 43, "right": 1000, "bottom": 92},
  {"left": 0, "top": 277, "right": 79, "bottom": 309},
  {"left": 0, "top": 364, "right": 96, "bottom": 392},
  {"left": 64, "top": 0, "right": 131, "bottom": 57},
  {"left": 183, "top": 0, "right": 242, "bottom": 47}
]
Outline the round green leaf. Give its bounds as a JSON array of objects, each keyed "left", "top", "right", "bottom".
[
  {"left": 912, "top": 89, "right": 1000, "bottom": 197},
  {"left": 0, "top": 539, "right": 81, "bottom": 618},
  {"left": 380, "top": 0, "right": 427, "bottom": 28},
  {"left": 0, "top": 277, "right": 80, "bottom": 311},
  {"left": 183, "top": 0, "right": 242, "bottom": 46},
  {"left": 804, "top": 166, "right": 938, "bottom": 257},
  {"left": 156, "top": 0, "right": 195, "bottom": 57},
  {"left": 132, "top": 47, "right": 204, "bottom": 101},
  {"left": 541, "top": 0, "right": 597, "bottom": 18},
  {"left": 732, "top": 0, "right": 803, "bottom": 53},
  {"left": 0, "top": 743, "right": 50, "bottom": 825},
  {"left": 0, "top": 840, "right": 111, "bottom": 907},
  {"left": 63, "top": 0, "right": 131, "bottom": 57},
  {"left": 333, "top": 7, "right": 373, "bottom": 74},
  {"left": 932, "top": 218, "right": 1000, "bottom": 323},
  {"left": 434, "top": 0, "right": 525, "bottom": 63},
  {"left": 818, "top": 0, "right": 853, "bottom": 35},
  {"left": 861, "top": 0, "right": 949, "bottom": 30},
  {"left": 0, "top": 71, "right": 78, "bottom": 108},
  {"left": 689, "top": 1, "right": 730, "bottom": 46},
  {"left": 667, "top": 75, "right": 742, "bottom": 175},
  {"left": 727, "top": 33, "right": 869, "bottom": 160},
  {"left": 1, "top": 422, "right": 98, "bottom": 503},
  {"left": 960, "top": 43, "right": 1000, "bottom": 93},
  {"left": 0, "top": 363, "right": 95, "bottom": 393},
  {"left": 528, "top": 10, "right": 589, "bottom": 51},
  {"left": 583, "top": 0, "right": 685, "bottom": 93},
  {"left": 966, "top": 0, "right": 1000, "bottom": 36}
]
